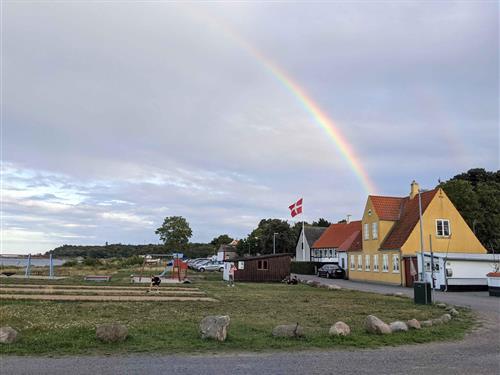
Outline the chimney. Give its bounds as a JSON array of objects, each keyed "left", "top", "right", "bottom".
[{"left": 410, "top": 180, "right": 420, "bottom": 199}]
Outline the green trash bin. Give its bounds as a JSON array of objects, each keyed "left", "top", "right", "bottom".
[{"left": 414, "top": 281, "right": 432, "bottom": 304}]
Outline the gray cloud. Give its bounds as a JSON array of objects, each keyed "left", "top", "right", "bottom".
[{"left": 3, "top": 1, "right": 498, "bottom": 253}]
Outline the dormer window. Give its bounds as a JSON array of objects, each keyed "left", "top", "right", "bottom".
[{"left": 436, "top": 219, "right": 450, "bottom": 237}]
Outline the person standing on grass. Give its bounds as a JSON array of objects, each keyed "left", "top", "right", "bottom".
[
  {"left": 228, "top": 264, "right": 236, "bottom": 287},
  {"left": 148, "top": 275, "right": 161, "bottom": 293}
]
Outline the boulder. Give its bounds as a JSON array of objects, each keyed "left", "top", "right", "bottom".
[
  {"left": 365, "top": 315, "right": 391, "bottom": 335},
  {"left": 329, "top": 321, "right": 351, "bottom": 337},
  {"left": 421, "top": 320, "right": 433, "bottom": 327},
  {"left": 407, "top": 319, "right": 421, "bottom": 330},
  {"left": 432, "top": 317, "right": 444, "bottom": 325},
  {"left": 449, "top": 308, "right": 459, "bottom": 317},
  {"left": 0, "top": 326, "right": 18, "bottom": 344},
  {"left": 200, "top": 315, "right": 230, "bottom": 342},
  {"left": 272, "top": 323, "right": 304, "bottom": 338},
  {"left": 328, "top": 284, "right": 342, "bottom": 290},
  {"left": 441, "top": 314, "right": 452, "bottom": 323},
  {"left": 96, "top": 323, "right": 128, "bottom": 343},
  {"left": 436, "top": 303, "right": 447, "bottom": 308},
  {"left": 306, "top": 280, "right": 315, "bottom": 285},
  {"left": 389, "top": 321, "right": 409, "bottom": 333}
]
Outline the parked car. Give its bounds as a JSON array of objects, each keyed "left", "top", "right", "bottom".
[
  {"left": 317, "top": 264, "right": 345, "bottom": 279},
  {"left": 197, "top": 261, "right": 224, "bottom": 272},
  {"left": 188, "top": 259, "right": 210, "bottom": 269}
]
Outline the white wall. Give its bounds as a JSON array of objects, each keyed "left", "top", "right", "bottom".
[{"left": 295, "top": 230, "right": 311, "bottom": 262}]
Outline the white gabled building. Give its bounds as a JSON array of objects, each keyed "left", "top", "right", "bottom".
[{"left": 295, "top": 226, "right": 327, "bottom": 262}]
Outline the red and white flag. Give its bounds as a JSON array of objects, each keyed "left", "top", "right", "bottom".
[{"left": 289, "top": 198, "right": 303, "bottom": 218}]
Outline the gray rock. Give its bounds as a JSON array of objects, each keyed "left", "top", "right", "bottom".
[
  {"left": 407, "top": 319, "right": 421, "bottom": 330},
  {"left": 421, "top": 320, "right": 433, "bottom": 327},
  {"left": 389, "top": 321, "right": 409, "bottom": 332},
  {"left": 436, "top": 303, "right": 447, "bottom": 308},
  {"left": 365, "top": 315, "right": 391, "bottom": 335},
  {"left": 432, "top": 317, "right": 444, "bottom": 325},
  {"left": 393, "top": 292, "right": 407, "bottom": 298},
  {"left": 96, "top": 323, "right": 128, "bottom": 343},
  {"left": 449, "top": 308, "right": 459, "bottom": 316},
  {"left": 329, "top": 321, "right": 350, "bottom": 336},
  {"left": 0, "top": 326, "right": 18, "bottom": 344},
  {"left": 200, "top": 315, "right": 230, "bottom": 342},
  {"left": 441, "top": 314, "right": 452, "bottom": 323},
  {"left": 327, "top": 284, "right": 342, "bottom": 290},
  {"left": 306, "top": 280, "right": 315, "bottom": 285},
  {"left": 272, "top": 323, "right": 304, "bottom": 338}
]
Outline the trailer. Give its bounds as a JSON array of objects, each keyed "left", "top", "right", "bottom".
[{"left": 417, "top": 252, "right": 500, "bottom": 291}]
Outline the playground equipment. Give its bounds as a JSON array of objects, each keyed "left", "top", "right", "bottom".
[{"left": 135, "top": 254, "right": 188, "bottom": 283}]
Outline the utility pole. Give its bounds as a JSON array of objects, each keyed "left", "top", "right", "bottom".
[
  {"left": 418, "top": 189, "right": 425, "bottom": 282},
  {"left": 273, "top": 233, "right": 279, "bottom": 254}
]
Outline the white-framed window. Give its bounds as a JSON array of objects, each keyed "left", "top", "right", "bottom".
[
  {"left": 436, "top": 219, "right": 451, "bottom": 237},
  {"left": 372, "top": 222, "right": 378, "bottom": 240},
  {"left": 373, "top": 255, "right": 379, "bottom": 272},
  {"left": 357, "top": 255, "right": 363, "bottom": 271},
  {"left": 382, "top": 254, "right": 389, "bottom": 272},
  {"left": 365, "top": 255, "right": 370, "bottom": 271},
  {"left": 392, "top": 254, "right": 400, "bottom": 273},
  {"left": 364, "top": 223, "right": 370, "bottom": 240},
  {"left": 350, "top": 255, "right": 355, "bottom": 270}
]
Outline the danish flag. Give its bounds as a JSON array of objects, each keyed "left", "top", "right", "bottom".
[{"left": 289, "top": 198, "right": 303, "bottom": 218}]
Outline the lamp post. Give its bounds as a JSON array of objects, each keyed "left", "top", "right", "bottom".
[
  {"left": 273, "top": 233, "right": 279, "bottom": 254},
  {"left": 418, "top": 189, "right": 425, "bottom": 282}
]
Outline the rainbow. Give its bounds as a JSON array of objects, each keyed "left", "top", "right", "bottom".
[{"left": 183, "top": 6, "right": 377, "bottom": 194}]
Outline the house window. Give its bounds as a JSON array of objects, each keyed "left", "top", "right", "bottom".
[
  {"left": 382, "top": 254, "right": 389, "bottom": 272},
  {"left": 372, "top": 222, "right": 378, "bottom": 240},
  {"left": 357, "top": 255, "right": 363, "bottom": 271},
  {"left": 350, "top": 255, "right": 355, "bottom": 270},
  {"left": 365, "top": 255, "right": 370, "bottom": 271},
  {"left": 392, "top": 255, "right": 400, "bottom": 273},
  {"left": 373, "top": 255, "right": 379, "bottom": 272},
  {"left": 257, "top": 260, "right": 268, "bottom": 270},
  {"left": 364, "top": 223, "right": 370, "bottom": 240},
  {"left": 436, "top": 219, "right": 450, "bottom": 237}
]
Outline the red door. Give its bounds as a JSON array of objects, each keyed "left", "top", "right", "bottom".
[{"left": 404, "top": 257, "right": 418, "bottom": 287}]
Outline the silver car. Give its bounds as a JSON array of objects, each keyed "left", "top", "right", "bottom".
[{"left": 197, "top": 261, "right": 224, "bottom": 272}]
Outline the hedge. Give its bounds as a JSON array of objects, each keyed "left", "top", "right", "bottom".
[{"left": 291, "top": 261, "right": 328, "bottom": 275}]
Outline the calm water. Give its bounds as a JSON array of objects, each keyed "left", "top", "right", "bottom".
[{"left": 0, "top": 257, "right": 67, "bottom": 267}]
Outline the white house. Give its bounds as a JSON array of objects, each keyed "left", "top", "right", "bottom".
[{"left": 295, "top": 226, "right": 327, "bottom": 262}]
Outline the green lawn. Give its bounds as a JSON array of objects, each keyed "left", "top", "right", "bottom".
[{"left": 0, "top": 271, "right": 474, "bottom": 356}]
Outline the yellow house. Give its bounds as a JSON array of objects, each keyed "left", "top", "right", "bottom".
[{"left": 347, "top": 181, "right": 487, "bottom": 286}]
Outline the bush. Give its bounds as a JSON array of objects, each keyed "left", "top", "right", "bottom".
[
  {"left": 82, "top": 257, "right": 102, "bottom": 267},
  {"left": 60, "top": 260, "right": 78, "bottom": 267},
  {"left": 118, "top": 256, "right": 144, "bottom": 267},
  {"left": 291, "top": 261, "right": 327, "bottom": 275}
]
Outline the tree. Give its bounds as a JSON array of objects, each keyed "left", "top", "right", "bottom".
[
  {"left": 312, "top": 218, "right": 331, "bottom": 227},
  {"left": 440, "top": 168, "right": 500, "bottom": 252},
  {"left": 210, "top": 234, "right": 234, "bottom": 248},
  {"left": 155, "top": 216, "right": 192, "bottom": 252}
]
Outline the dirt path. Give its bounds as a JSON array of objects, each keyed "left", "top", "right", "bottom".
[
  {"left": 0, "top": 283, "right": 199, "bottom": 291},
  {"left": 0, "top": 287, "right": 206, "bottom": 295},
  {"left": 0, "top": 294, "right": 218, "bottom": 302}
]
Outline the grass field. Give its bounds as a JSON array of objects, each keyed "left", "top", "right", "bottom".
[{"left": 0, "top": 268, "right": 474, "bottom": 356}]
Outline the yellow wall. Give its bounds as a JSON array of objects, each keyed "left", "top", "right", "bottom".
[
  {"left": 401, "top": 188, "right": 487, "bottom": 255},
  {"left": 348, "top": 197, "right": 402, "bottom": 285}
]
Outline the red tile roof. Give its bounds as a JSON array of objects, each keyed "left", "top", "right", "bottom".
[
  {"left": 338, "top": 230, "right": 362, "bottom": 252},
  {"left": 380, "top": 189, "right": 439, "bottom": 250},
  {"left": 312, "top": 221, "right": 362, "bottom": 249},
  {"left": 370, "top": 195, "right": 405, "bottom": 221}
]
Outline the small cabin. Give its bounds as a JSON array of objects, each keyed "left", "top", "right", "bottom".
[{"left": 224, "top": 254, "right": 292, "bottom": 282}]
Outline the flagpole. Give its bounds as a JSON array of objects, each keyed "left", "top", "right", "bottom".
[{"left": 302, "top": 199, "right": 305, "bottom": 261}]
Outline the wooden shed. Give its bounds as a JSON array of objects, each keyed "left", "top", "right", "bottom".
[{"left": 225, "top": 254, "right": 292, "bottom": 282}]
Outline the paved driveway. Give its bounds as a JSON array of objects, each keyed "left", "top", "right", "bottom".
[{"left": 2, "top": 277, "right": 499, "bottom": 375}]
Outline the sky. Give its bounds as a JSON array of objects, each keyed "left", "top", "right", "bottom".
[{"left": 2, "top": 1, "right": 499, "bottom": 254}]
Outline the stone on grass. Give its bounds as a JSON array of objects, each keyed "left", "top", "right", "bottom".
[
  {"left": 96, "top": 323, "right": 128, "bottom": 343},
  {"left": 200, "top": 315, "right": 230, "bottom": 342},
  {"left": 421, "top": 320, "right": 433, "bottom": 327},
  {"left": 0, "top": 326, "right": 18, "bottom": 344},
  {"left": 432, "top": 317, "right": 444, "bottom": 325},
  {"left": 365, "top": 315, "right": 391, "bottom": 335},
  {"left": 449, "top": 308, "right": 459, "bottom": 317},
  {"left": 393, "top": 292, "right": 406, "bottom": 298},
  {"left": 306, "top": 280, "right": 315, "bottom": 285},
  {"left": 328, "top": 284, "right": 342, "bottom": 290},
  {"left": 389, "top": 321, "right": 409, "bottom": 333},
  {"left": 407, "top": 319, "right": 421, "bottom": 330},
  {"left": 329, "top": 321, "right": 350, "bottom": 337},
  {"left": 441, "top": 314, "right": 451, "bottom": 323},
  {"left": 436, "top": 303, "right": 447, "bottom": 308},
  {"left": 272, "top": 323, "right": 304, "bottom": 338}
]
